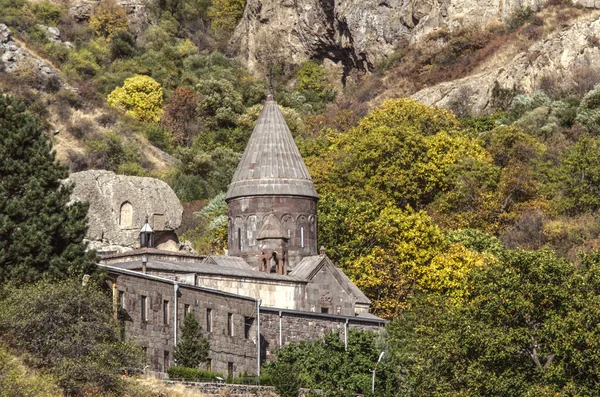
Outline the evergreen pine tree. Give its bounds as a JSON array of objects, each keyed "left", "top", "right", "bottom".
[
  {"left": 0, "top": 94, "right": 97, "bottom": 284},
  {"left": 174, "top": 313, "right": 210, "bottom": 368}
]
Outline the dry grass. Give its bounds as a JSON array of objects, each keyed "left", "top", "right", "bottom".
[{"left": 125, "top": 376, "right": 211, "bottom": 397}]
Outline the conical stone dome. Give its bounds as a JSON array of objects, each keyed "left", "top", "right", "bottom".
[{"left": 226, "top": 96, "right": 318, "bottom": 201}]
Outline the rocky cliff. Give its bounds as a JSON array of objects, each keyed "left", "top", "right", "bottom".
[
  {"left": 412, "top": 10, "right": 600, "bottom": 114},
  {"left": 231, "top": 0, "right": 598, "bottom": 75}
]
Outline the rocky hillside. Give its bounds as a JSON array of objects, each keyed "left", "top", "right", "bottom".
[{"left": 231, "top": 0, "right": 599, "bottom": 76}]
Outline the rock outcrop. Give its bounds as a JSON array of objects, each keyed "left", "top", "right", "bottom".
[
  {"left": 231, "top": 0, "right": 599, "bottom": 75},
  {"left": 67, "top": 170, "right": 184, "bottom": 253},
  {"left": 412, "top": 13, "right": 600, "bottom": 114},
  {"left": 0, "top": 24, "right": 64, "bottom": 90}
]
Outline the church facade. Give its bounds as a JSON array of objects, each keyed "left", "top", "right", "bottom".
[{"left": 97, "top": 94, "right": 385, "bottom": 377}]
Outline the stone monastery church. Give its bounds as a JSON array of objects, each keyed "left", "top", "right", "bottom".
[{"left": 69, "top": 94, "right": 385, "bottom": 377}]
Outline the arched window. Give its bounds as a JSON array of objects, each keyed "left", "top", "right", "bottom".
[
  {"left": 300, "top": 226, "right": 305, "bottom": 248},
  {"left": 120, "top": 202, "right": 133, "bottom": 227},
  {"left": 238, "top": 228, "right": 242, "bottom": 251}
]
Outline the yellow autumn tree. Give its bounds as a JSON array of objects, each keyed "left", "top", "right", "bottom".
[
  {"left": 89, "top": 0, "right": 129, "bottom": 39},
  {"left": 207, "top": 0, "right": 246, "bottom": 36},
  {"left": 107, "top": 75, "right": 163, "bottom": 122}
]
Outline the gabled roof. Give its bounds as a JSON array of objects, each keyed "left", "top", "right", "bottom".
[
  {"left": 109, "top": 258, "right": 305, "bottom": 283},
  {"left": 204, "top": 256, "right": 252, "bottom": 270},
  {"left": 257, "top": 214, "right": 288, "bottom": 240},
  {"left": 226, "top": 97, "right": 318, "bottom": 201},
  {"left": 291, "top": 255, "right": 372, "bottom": 305}
]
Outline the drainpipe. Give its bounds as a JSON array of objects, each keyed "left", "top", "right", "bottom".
[
  {"left": 279, "top": 311, "right": 283, "bottom": 347},
  {"left": 112, "top": 280, "right": 118, "bottom": 321},
  {"left": 257, "top": 299, "right": 261, "bottom": 377},
  {"left": 344, "top": 318, "right": 349, "bottom": 351},
  {"left": 173, "top": 283, "right": 179, "bottom": 347}
]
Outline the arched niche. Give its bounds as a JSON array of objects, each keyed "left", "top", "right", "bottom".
[
  {"left": 120, "top": 202, "right": 133, "bottom": 227},
  {"left": 247, "top": 215, "right": 259, "bottom": 246},
  {"left": 281, "top": 214, "right": 295, "bottom": 239}
]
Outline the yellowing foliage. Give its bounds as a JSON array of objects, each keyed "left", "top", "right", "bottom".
[
  {"left": 107, "top": 75, "right": 163, "bottom": 122},
  {"left": 89, "top": 0, "right": 129, "bottom": 39}
]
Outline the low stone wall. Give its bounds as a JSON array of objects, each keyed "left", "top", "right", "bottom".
[{"left": 162, "top": 381, "right": 318, "bottom": 397}]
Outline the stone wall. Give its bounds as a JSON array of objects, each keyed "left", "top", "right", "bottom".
[
  {"left": 260, "top": 309, "right": 383, "bottom": 362},
  {"left": 195, "top": 275, "right": 306, "bottom": 311},
  {"left": 113, "top": 273, "right": 259, "bottom": 376},
  {"left": 228, "top": 196, "right": 318, "bottom": 270},
  {"left": 106, "top": 267, "right": 385, "bottom": 377}
]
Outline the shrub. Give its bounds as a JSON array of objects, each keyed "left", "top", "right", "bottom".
[
  {"left": 67, "top": 115, "right": 96, "bottom": 139},
  {"left": 107, "top": 75, "right": 164, "bottom": 122},
  {"left": 85, "top": 130, "right": 142, "bottom": 170},
  {"left": 145, "top": 125, "right": 174, "bottom": 152},
  {"left": 110, "top": 29, "right": 138, "bottom": 60},
  {"left": 0, "top": 279, "right": 144, "bottom": 396},
  {"left": 576, "top": 83, "right": 600, "bottom": 133},
  {"left": 89, "top": 0, "right": 129, "bottom": 38},
  {"left": 167, "top": 366, "right": 223, "bottom": 381},
  {"left": 31, "top": 1, "right": 64, "bottom": 26}
]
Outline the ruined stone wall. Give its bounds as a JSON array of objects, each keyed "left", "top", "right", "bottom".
[{"left": 228, "top": 196, "right": 318, "bottom": 270}]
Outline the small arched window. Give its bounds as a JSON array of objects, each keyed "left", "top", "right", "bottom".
[
  {"left": 120, "top": 202, "right": 133, "bottom": 227},
  {"left": 300, "top": 226, "right": 305, "bottom": 248}
]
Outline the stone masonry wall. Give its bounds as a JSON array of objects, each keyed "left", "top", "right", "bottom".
[
  {"left": 228, "top": 196, "right": 318, "bottom": 270},
  {"left": 110, "top": 270, "right": 384, "bottom": 377}
]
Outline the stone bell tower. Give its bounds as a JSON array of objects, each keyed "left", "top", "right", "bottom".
[{"left": 225, "top": 94, "right": 319, "bottom": 272}]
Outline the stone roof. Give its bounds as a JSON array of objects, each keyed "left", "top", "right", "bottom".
[
  {"left": 291, "top": 255, "right": 372, "bottom": 305},
  {"left": 204, "top": 256, "right": 253, "bottom": 270},
  {"left": 110, "top": 259, "right": 306, "bottom": 283},
  {"left": 226, "top": 97, "right": 318, "bottom": 201}
]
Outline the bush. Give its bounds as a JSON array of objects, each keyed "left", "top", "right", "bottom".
[
  {"left": 67, "top": 115, "right": 96, "bottom": 139},
  {"left": 0, "top": 279, "right": 144, "bottom": 396},
  {"left": 31, "top": 1, "right": 64, "bottom": 26},
  {"left": 108, "top": 75, "right": 164, "bottom": 122},
  {"left": 576, "top": 83, "right": 600, "bottom": 133},
  {"left": 85, "top": 130, "right": 142, "bottom": 171},
  {"left": 145, "top": 125, "right": 174, "bottom": 152},
  {"left": 167, "top": 366, "right": 223, "bottom": 381},
  {"left": 89, "top": 0, "right": 129, "bottom": 38}
]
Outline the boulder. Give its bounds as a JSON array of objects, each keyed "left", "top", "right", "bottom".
[{"left": 67, "top": 170, "right": 184, "bottom": 251}]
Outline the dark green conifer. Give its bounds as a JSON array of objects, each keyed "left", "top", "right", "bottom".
[
  {"left": 174, "top": 313, "right": 210, "bottom": 368},
  {"left": 0, "top": 93, "right": 96, "bottom": 284}
]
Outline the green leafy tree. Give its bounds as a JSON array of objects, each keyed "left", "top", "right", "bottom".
[
  {"left": 263, "top": 330, "right": 396, "bottom": 397},
  {"left": 174, "top": 313, "right": 210, "bottom": 368},
  {"left": 0, "top": 94, "right": 96, "bottom": 285},
  {"left": 107, "top": 75, "right": 164, "bottom": 122},
  {"left": 387, "top": 248, "right": 600, "bottom": 396},
  {"left": 0, "top": 279, "right": 144, "bottom": 396},
  {"left": 552, "top": 135, "right": 600, "bottom": 214},
  {"left": 295, "top": 60, "right": 335, "bottom": 104}
]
